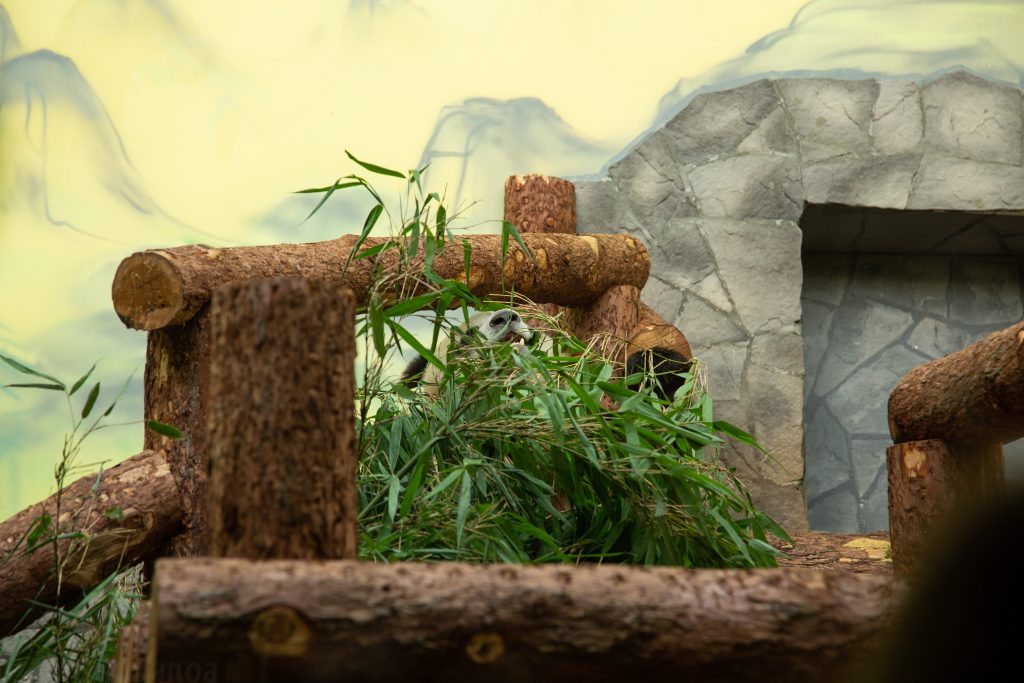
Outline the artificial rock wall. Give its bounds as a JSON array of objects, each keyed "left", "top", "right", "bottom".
[{"left": 574, "top": 71, "right": 1024, "bottom": 532}]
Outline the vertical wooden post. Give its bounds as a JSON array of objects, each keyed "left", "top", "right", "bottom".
[
  {"left": 504, "top": 174, "right": 641, "bottom": 355},
  {"left": 505, "top": 174, "right": 579, "bottom": 318},
  {"left": 886, "top": 439, "right": 1004, "bottom": 576},
  {"left": 144, "top": 310, "right": 212, "bottom": 557},
  {"left": 504, "top": 174, "right": 577, "bottom": 236},
  {"left": 205, "top": 277, "right": 358, "bottom": 559}
]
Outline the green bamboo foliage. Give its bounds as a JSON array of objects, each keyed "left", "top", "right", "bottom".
[{"left": 302, "top": 155, "right": 789, "bottom": 568}]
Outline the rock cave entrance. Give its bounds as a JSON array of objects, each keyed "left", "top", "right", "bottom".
[{"left": 799, "top": 204, "right": 1024, "bottom": 532}]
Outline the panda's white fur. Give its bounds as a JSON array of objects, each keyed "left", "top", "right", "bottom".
[
  {"left": 400, "top": 308, "right": 533, "bottom": 396},
  {"left": 401, "top": 306, "right": 692, "bottom": 400}
]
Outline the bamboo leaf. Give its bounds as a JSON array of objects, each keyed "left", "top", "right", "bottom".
[
  {"left": 69, "top": 364, "right": 96, "bottom": 396},
  {"left": 455, "top": 470, "right": 472, "bottom": 546},
  {"left": 345, "top": 150, "right": 406, "bottom": 178},
  {"left": 147, "top": 420, "right": 183, "bottom": 439},
  {"left": 0, "top": 354, "right": 65, "bottom": 389},
  {"left": 81, "top": 382, "right": 100, "bottom": 418}
]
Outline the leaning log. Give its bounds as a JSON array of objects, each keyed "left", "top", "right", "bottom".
[
  {"left": 148, "top": 558, "right": 899, "bottom": 683},
  {"left": 888, "top": 321, "right": 1024, "bottom": 445},
  {"left": 112, "top": 233, "right": 650, "bottom": 331},
  {"left": 628, "top": 303, "right": 693, "bottom": 362},
  {"left": 207, "top": 278, "right": 358, "bottom": 559},
  {"left": 561, "top": 284, "right": 642, "bottom": 361},
  {"left": 0, "top": 450, "right": 182, "bottom": 637}
]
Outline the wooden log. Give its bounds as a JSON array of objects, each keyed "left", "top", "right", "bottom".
[
  {"left": 627, "top": 303, "right": 693, "bottom": 362},
  {"left": 886, "top": 439, "right": 1003, "bottom": 576},
  {"left": 888, "top": 321, "right": 1024, "bottom": 445},
  {"left": 144, "top": 310, "right": 211, "bottom": 557},
  {"left": 561, "top": 285, "right": 642, "bottom": 361},
  {"left": 0, "top": 450, "right": 182, "bottom": 637},
  {"left": 149, "top": 558, "right": 899, "bottom": 683},
  {"left": 112, "top": 601, "right": 150, "bottom": 683},
  {"left": 503, "top": 174, "right": 576, "bottom": 235},
  {"left": 207, "top": 278, "right": 358, "bottom": 559},
  {"left": 504, "top": 174, "right": 577, "bottom": 318},
  {"left": 112, "top": 233, "right": 649, "bottom": 331}
]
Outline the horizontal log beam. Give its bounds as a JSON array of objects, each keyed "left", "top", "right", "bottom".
[
  {"left": 888, "top": 321, "right": 1024, "bottom": 445},
  {"left": 112, "top": 233, "right": 650, "bottom": 331},
  {"left": 150, "top": 558, "right": 900, "bottom": 683},
  {"left": 0, "top": 450, "right": 183, "bottom": 636}
]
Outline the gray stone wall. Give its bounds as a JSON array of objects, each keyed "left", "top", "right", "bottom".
[
  {"left": 802, "top": 208, "right": 1024, "bottom": 531},
  {"left": 574, "top": 71, "right": 1024, "bottom": 533}
]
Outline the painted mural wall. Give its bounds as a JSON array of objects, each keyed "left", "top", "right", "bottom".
[{"left": 1, "top": 0, "right": 1022, "bottom": 521}]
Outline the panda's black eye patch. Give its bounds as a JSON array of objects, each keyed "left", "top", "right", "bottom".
[{"left": 488, "top": 309, "right": 520, "bottom": 329}]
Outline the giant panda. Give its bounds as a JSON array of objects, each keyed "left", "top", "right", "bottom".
[
  {"left": 400, "top": 308, "right": 535, "bottom": 397},
  {"left": 401, "top": 307, "right": 692, "bottom": 401}
]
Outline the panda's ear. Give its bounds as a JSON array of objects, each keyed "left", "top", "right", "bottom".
[{"left": 452, "top": 325, "right": 481, "bottom": 349}]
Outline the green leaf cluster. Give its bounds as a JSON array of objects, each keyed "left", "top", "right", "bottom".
[{"left": 297, "top": 154, "right": 789, "bottom": 568}]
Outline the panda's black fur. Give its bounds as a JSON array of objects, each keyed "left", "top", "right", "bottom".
[
  {"left": 401, "top": 307, "right": 692, "bottom": 399},
  {"left": 400, "top": 308, "right": 534, "bottom": 393}
]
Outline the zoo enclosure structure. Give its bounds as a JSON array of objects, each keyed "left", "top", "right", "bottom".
[
  {"left": 107, "top": 175, "right": 896, "bottom": 682},
  {"left": 13, "top": 173, "right": 1011, "bottom": 679}
]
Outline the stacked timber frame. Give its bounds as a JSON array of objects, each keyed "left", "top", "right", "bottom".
[
  {"left": 105, "top": 175, "right": 897, "bottom": 682},
  {"left": 16, "top": 173, "right": 1024, "bottom": 680}
]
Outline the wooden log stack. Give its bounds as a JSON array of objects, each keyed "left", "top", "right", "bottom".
[
  {"left": 886, "top": 321, "right": 1024, "bottom": 575},
  {"left": 115, "top": 228, "right": 653, "bottom": 557},
  {"left": 505, "top": 174, "right": 692, "bottom": 366},
  {"left": 0, "top": 173, "right": 921, "bottom": 679}
]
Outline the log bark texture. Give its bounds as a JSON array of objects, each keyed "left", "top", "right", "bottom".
[
  {"left": 144, "top": 310, "right": 210, "bottom": 557},
  {"left": 0, "top": 450, "right": 182, "bottom": 637},
  {"left": 207, "top": 278, "right": 357, "bottom": 560},
  {"left": 503, "top": 174, "right": 576, "bottom": 235},
  {"left": 888, "top": 320, "right": 1024, "bottom": 445},
  {"left": 112, "top": 601, "right": 150, "bottom": 683},
  {"left": 505, "top": 174, "right": 578, "bottom": 319},
  {"left": 628, "top": 303, "right": 693, "bottom": 362},
  {"left": 149, "top": 558, "right": 900, "bottom": 683},
  {"left": 112, "top": 234, "right": 649, "bottom": 331},
  {"left": 561, "top": 284, "right": 642, "bottom": 361},
  {"left": 886, "top": 439, "right": 1004, "bottom": 576}
]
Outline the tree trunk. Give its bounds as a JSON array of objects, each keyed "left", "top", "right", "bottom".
[
  {"left": 144, "top": 310, "right": 211, "bottom": 557},
  {"left": 112, "top": 234, "right": 649, "bottom": 331},
  {"left": 148, "top": 558, "right": 900, "bottom": 683},
  {"left": 886, "top": 439, "right": 1004, "bottom": 576},
  {"left": 207, "top": 278, "right": 358, "bottom": 560},
  {"left": 888, "top": 321, "right": 1024, "bottom": 445},
  {"left": 0, "top": 450, "right": 182, "bottom": 637}
]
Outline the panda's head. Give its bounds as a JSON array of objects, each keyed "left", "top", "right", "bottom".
[{"left": 400, "top": 308, "right": 534, "bottom": 395}]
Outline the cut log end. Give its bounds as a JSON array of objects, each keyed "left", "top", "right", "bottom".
[{"left": 112, "top": 252, "right": 186, "bottom": 331}]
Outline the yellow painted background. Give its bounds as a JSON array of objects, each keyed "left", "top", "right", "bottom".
[{"left": 1, "top": 0, "right": 1021, "bottom": 518}]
